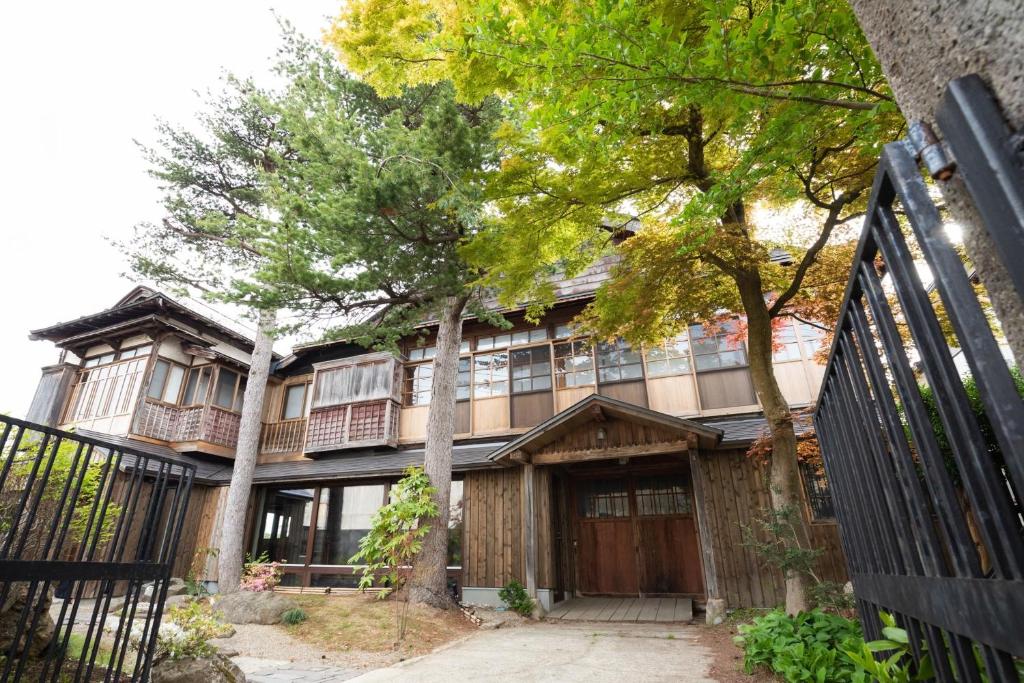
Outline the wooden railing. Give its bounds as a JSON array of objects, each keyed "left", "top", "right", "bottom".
[
  {"left": 304, "top": 399, "right": 399, "bottom": 454},
  {"left": 135, "top": 399, "right": 241, "bottom": 449},
  {"left": 260, "top": 419, "right": 307, "bottom": 454}
]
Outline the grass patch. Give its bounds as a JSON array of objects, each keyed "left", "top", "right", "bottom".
[
  {"left": 65, "top": 633, "right": 113, "bottom": 668},
  {"left": 281, "top": 594, "right": 475, "bottom": 656}
]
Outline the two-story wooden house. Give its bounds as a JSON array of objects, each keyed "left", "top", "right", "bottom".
[{"left": 26, "top": 276, "right": 845, "bottom": 615}]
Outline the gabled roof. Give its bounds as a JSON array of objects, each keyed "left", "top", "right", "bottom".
[
  {"left": 488, "top": 394, "right": 723, "bottom": 464},
  {"left": 30, "top": 286, "right": 279, "bottom": 360}
]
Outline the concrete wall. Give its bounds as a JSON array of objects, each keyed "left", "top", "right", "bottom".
[{"left": 851, "top": 0, "right": 1024, "bottom": 365}]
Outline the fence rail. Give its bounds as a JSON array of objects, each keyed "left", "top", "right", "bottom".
[
  {"left": 814, "top": 74, "right": 1024, "bottom": 681},
  {"left": 0, "top": 413, "right": 195, "bottom": 682}
]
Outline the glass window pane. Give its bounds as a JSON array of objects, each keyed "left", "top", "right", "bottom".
[
  {"left": 233, "top": 377, "right": 247, "bottom": 412},
  {"left": 577, "top": 479, "right": 629, "bottom": 518},
  {"left": 635, "top": 476, "right": 691, "bottom": 516},
  {"left": 161, "top": 364, "right": 185, "bottom": 404},
  {"left": 312, "top": 484, "right": 386, "bottom": 565},
  {"left": 448, "top": 480, "right": 464, "bottom": 566},
  {"left": 182, "top": 370, "right": 199, "bottom": 405},
  {"left": 253, "top": 488, "right": 314, "bottom": 565},
  {"left": 147, "top": 360, "right": 169, "bottom": 400},
  {"left": 214, "top": 368, "right": 238, "bottom": 408},
  {"left": 283, "top": 384, "right": 306, "bottom": 419}
]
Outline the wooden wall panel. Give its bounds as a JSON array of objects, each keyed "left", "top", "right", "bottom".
[
  {"left": 695, "top": 449, "right": 847, "bottom": 608},
  {"left": 463, "top": 468, "right": 523, "bottom": 588},
  {"left": 472, "top": 396, "right": 510, "bottom": 434},
  {"left": 646, "top": 375, "right": 699, "bottom": 416},
  {"left": 555, "top": 386, "right": 595, "bottom": 412},
  {"left": 774, "top": 362, "right": 814, "bottom": 407},
  {"left": 399, "top": 405, "right": 429, "bottom": 441},
  {"left": 456, "top": 400, "right": 471, "bottom": 435},
  {"left": 533, "top": 467, "right": 554, "bottom": 589},
  {"left": 598, "top": 380, "right": 648, "bottom": 408},
  {"left": 511, "top": 392, "right": 554, "bottom": 429},
  {"left": 697, "top": 368, "right": 757, "bottom": 410}
]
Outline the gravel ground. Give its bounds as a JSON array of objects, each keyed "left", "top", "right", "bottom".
[{"left": 212, "top": 623, "right": 398, "bottom": 673}]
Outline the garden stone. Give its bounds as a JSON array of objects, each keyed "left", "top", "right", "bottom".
[
  {"left": 213, "top": 591, "right": 298, "bottom": 625},
  {"left": 151, "top": 654, "right": 246, "bottom": 683},
  {"left": 0, "top": 583, "right": 55, "bottom": 657},
  {"left": 106, "top": 597, "right": 127, "bottom": 614},
  {"left": 144, "top": 578, "right": 188, "bottom": 600},
  {"left": 704, "top": 598, "right": 726, "bottom": 626}
]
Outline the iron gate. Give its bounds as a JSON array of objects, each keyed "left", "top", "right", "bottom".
[
  {"left": 0, "top": 414, "right": 195, "bottom": 682},
  {"left": 815, "top": 74, "right": 1024, "bottom": 680}
]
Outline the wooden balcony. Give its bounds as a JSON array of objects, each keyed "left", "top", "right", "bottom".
[
  {"left": 134, "top": 399, "right": 241, "bottom": 451},
  {"left": 260, "top": 419, "right": 307, "bottom": 455},
  {"left": 304, "top": 399, "right": 400, "bottom": 455}
]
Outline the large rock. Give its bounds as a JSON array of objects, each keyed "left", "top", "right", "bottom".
[
  {"left": 144, "top": 578, "right": 189, "bottom": 600},
  {"left": 0, "top": 583, "right": 55, "bottom": 657},
  {"left": 704, "top": 598, "right": 726, "bottom": 626},
  {"left": 213, "top": 591, "right": 298, "bottom": 625},
  {"left": 151, "top": 655, "right": 246, "bottom": 683}
]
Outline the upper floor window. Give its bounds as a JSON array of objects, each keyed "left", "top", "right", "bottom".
[
  {"left": 798, "top": 321, "right": 827, "bottom": 357},
  {"left": 403, "top": 363, "right": 433, "bottom": 406},
  {"left": 181, "top": 366, "right": 213, "bottom": 406},
  {"left": 511, "top": 346, "right": 552, "bottom": 393},
  {"left": 213, "top": 367, "right": 246, "bottom": 412},
  {"left": 476, "top": 333, "right": 511, "bottom": 351},
  {"left": 83, "top": 352, "right": 115, "bottom": 368},
  {"left": 408, "top": 346, "right": 436, "bottom": 361},
  {"left": 473, "top": 352, "right": 509, "bottom": 398},
  {"left": 595, "top": 339, "right": 643, "bottom": 383},
  {"left": 645, "top": 335, "right": 692, "bottom": 377},
  {"left": 689, "top": 322, "right": 747, "bottom": 371},
  {"left": 282, "top": 382, "right": 311, "bottom": 420},
  {"left": 147, "top": 359, "right": 186, "bottom": 404},
  {"left": 554, "top": 339, "right": 595, "bottom": 388},
  {"left": 457, "top": 357, "right": 471, "bottom": 401},
  {"left": 118, "top": 345, "right": 152, "bottom": 360},
  {"left": 773, "top": 320, "right": 802, "bottom": 362},
  {"left": 511, "top": 328, "right": 549, "bottom": 346},
  {"left": 553, "top": 323, "right": 583, "bottom": 340}
]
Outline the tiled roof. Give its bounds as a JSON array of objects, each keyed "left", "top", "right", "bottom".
[
  {"left": 697, "top": 414, "right": 814, "bottom": 447},
  {"left": 77, "top": 429, "right": 232, "bottom": 485},
  {"left": 213, "top": 441, "right": 510, "bottom": 485}
]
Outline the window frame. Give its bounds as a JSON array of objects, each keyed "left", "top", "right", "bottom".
[
  {"left": 280, "top": 381, "right": 311, "bottom": 421},
  {"left": 211, "top": 365, "right": 246, "bottom": 413},
  {"left": 510, "top": 344, "right": 553, "bottom": 395},
  {"left": 595, "top": 338, "right": 645, "bottom": 385},
  {"left": 689, "top": 322, "right": 749, "bottom": 372},
  {"left": 553, "top": 338, "right": 596, "bottom": 389},
  {"left": 402, "top": 362, "right": 434, "bottom": 407},
  {"left": 644, "top": 334, "right": 693, "bottom": 378},
  {"left": 472, "top": 351, "right": 510, "bottom": 399},
  {"left": 146, "top": 358, "right": 189, "bottom": 406}
]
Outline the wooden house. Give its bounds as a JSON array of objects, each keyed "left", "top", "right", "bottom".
[{"left": 25, "top": 276, "right": 845, "bottom": 614}]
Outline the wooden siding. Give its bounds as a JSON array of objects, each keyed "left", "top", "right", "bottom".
[
  {"left": 646, "top": 375, "right": 700, "bottom": 416},
  {"left": 598, "top": 380, "right": 648, "bottom": 408},
  {"left": 555, "top": 386, "right": 595, "bottom": 412},
  {"left": 696, "top": 368, "right": 757, "bottom": 410},
  {"left": 511, "top": 392, "right": 554, "bottom": 429},
  {"left": 694, "top": 448, "right": 847, "bottom": 608},
  {"left": 472, "top": 396, "right": 510, "bottom": 434},
  {"left": 463, "top": 468, "right": 523, "bottom": 588}
]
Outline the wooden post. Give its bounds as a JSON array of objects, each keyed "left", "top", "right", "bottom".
[
  {"left": 688, "top": 441, "right": 720, "bottom": 600},
  {"left": 522, "top": 462, "right": 541, "bottom": 614}
]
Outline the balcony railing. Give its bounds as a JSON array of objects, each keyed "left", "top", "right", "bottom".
[
  {"left": 260, "top": 419, "right": 307, "bottom": 455},
  {"left": 304, "top": 399, "right": 400, "bottom": 454},
  {"left": 134, "top": 399, "right": 241, "bottom": 450}
]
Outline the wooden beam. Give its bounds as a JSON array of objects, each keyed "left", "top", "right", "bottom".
[
  {"left": 531, "top": 440, "right": 690, "bottom": 465},
  {"left": 508, "top": 450, "right": 530, "bottom": 464},
  {"left": 588, "top": 404, "right": 606, "bottom": 422},
  {"left": 689, "top": 446, "right": 720, "bottom": 600},
  {"left": 522, "top": 463, "right": 540, "bottom": 610}
]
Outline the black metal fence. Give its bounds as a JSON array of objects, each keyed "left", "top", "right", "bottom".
[
  {"left": 814, "top": 74, "right": 1024, "bottom": 680},
  {"left": 0, "top": 414, "right": 195, "bottom": 682}
]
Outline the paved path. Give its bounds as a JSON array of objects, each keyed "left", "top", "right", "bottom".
[
  {"left": 348, "top": 622, "right": 716, "bottom": 682},
  {"left": 546, "top": 597, "right": 694, "bottom": 622},
  {"left": 234, "top": 656, "right": 362, "bottom": 683}
]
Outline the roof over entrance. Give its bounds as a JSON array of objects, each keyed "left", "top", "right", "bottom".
[{"left": 488, "top": 394, "right": 723, "bottom": 465}]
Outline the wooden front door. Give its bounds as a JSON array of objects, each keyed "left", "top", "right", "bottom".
[{"left": 573, "top": 473, "right": 703, "bottom": 597}]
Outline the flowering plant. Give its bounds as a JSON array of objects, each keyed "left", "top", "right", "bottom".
[
  {"left": 240, "top": 552, "right": 283, "bottom": 592},
  {"left": 120, "top": 601, "right": 232, "bottom": 660}
]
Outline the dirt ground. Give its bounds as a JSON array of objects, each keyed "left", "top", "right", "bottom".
[{"left": 697, "top": 622, "right": 776, "bottom": 683}]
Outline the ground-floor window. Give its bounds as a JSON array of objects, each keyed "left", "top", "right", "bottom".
[{"left": 251, "top": 478, "right": 465, "bottom": 587}]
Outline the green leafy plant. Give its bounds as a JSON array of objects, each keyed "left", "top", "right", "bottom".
[
  {"left": 498, "top": 580, "right": 534, "bottom": 617},
  {"left": 350, "top": 466, "right": 438, "bottom": 642},
  {"left": 185, "top": 546, "right": 219, "bottom": 598},
  {"left": 281, "top": 608, "right": 308, "bottom": 626},
  {"left": 735, "top": 608, "right": 863, "bottom": 682},
  {"left": 145, "top": 601, "right": 232, "bottom": 661}
]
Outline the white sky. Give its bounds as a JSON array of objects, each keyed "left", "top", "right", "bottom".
[{"left": 0, "top": 1, "right": 340, "bottom": 416}]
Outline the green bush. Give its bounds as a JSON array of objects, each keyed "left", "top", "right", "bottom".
[
  {"left": 498, "top": 580, "right": 534, "bottom": 617},
  {"left": 281, "top": 608, "right": 308, "bottom": 625},
  {"left": 735, "top": 609, "right": 863, "bottom": 682}
]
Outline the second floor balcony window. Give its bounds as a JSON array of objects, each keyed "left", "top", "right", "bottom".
[
  {"left": 181, "top": 366, "right": 213, "bottom": 406},
  {"left": 596, "top": 339, "right": 643, "bottom": 383},
  {"left": 473, "top": 352, "right": 509, "bottom": 398},
  {"left": 645, "top": 335, "right": 692, "bottom": 377},
  {"left": 554, "top": 339, "right": 595, "bottom": 388},
  {"left": 213, "top": 368, "right": 246, "bottom": 412},
  {"left": 403, "top": 363, "right": 433, "bottom": 406},
  {"left": 689, "top": 322, "right": 747, "bottom": 371},
  {"left": 511, "top": 346, "right": 552, "bottom": 393},
  {"left": 147, "top": 359, "right": 186, "bottom": 404},
  {"left": 281, "top": 382, "right": 310, "bottom": 420}
]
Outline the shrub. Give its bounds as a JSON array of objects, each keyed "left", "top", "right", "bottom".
[
  {"left": 735, "top": 609, "right": 863, "bottom": 682},
  {"left": 281, "top": 608, "right": 308, "bottom": 625},
  {"left": 147, "top": 601, "right": 233, "bottom": 660},
  {"left": 240, "top": 552, "right": 283, "bottom": 592},
  {"left": 498, "top": 580, "right": 534, "bottom": 617}
]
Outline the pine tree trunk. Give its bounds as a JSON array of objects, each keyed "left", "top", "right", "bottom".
[
  {"left": 217, "top": 309, "right": 276, "bottom": 594},
  {"left": 408, "top": 295, "right": 468, "bottom": 608},
  {"left": 736, "top": 272, "right": 811, "bottom": 615}
]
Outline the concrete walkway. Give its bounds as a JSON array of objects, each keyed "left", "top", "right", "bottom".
[
  {"left": 234, "top": 656, "right": 362, "bottom": 683},
  {"left": 348, "top": 622, "right": 716, "bottom": 682}
]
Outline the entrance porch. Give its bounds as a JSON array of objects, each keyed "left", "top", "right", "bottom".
[{"left": 545, "top": 596, "right": 694, "bottom": 623}]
